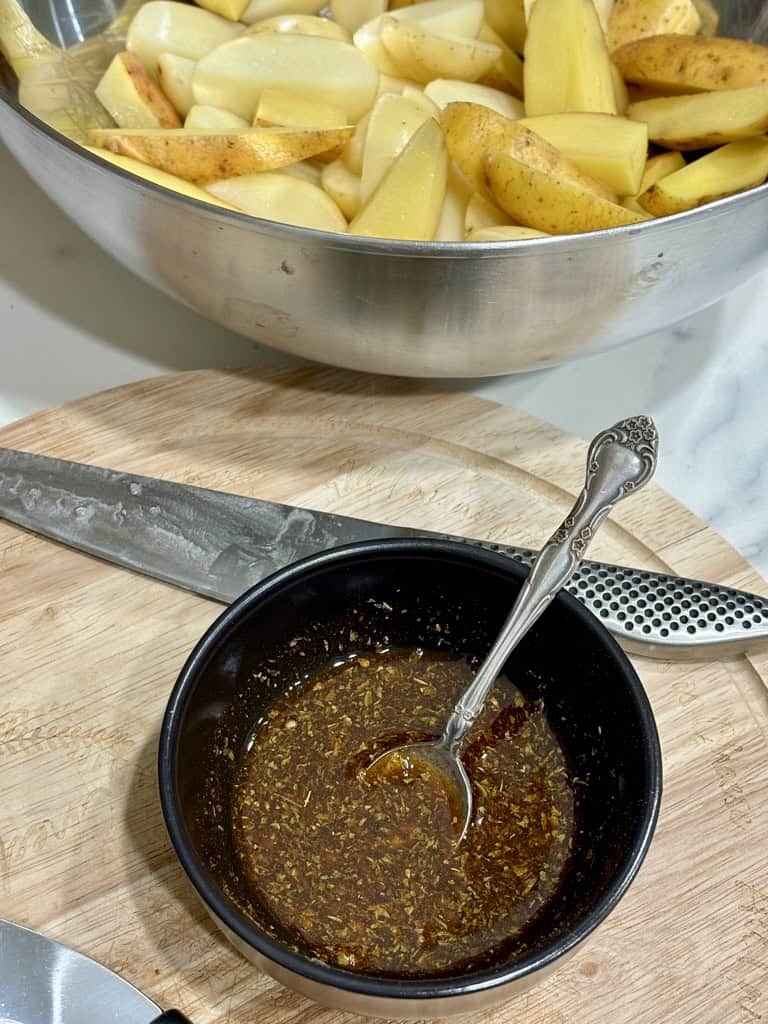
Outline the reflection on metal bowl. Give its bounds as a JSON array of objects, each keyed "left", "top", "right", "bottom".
[{"left": 0, "top": 0, "right": 767, "bottom": 377}]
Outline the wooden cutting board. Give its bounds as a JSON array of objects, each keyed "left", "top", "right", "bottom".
[{"left": 1, "top": 367, "right": 766, "bottom": 1024}]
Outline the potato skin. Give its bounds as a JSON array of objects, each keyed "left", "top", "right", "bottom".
[
  {"left": 613, "top": 34, "right": 768, "bottom": 93},
  {"left": 440, "top": 101, "right": 617, "bottom": 202},
  {"left": 89, "top": 125, "right": 354, "bottom": 183},
  {"left": 486, "top": 149, "right": 648, "bottom": 233}
]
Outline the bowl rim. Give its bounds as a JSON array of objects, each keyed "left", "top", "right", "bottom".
[
  {"left": 1, "top": 86, "right": 767, "bottom": 255},
  {"left": 158, "top": 538, "right": 663, "bottom": 1001}
]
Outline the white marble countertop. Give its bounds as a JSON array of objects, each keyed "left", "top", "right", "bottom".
[{"left": 2, "top": 140, "right": 767, "bottom": 578}]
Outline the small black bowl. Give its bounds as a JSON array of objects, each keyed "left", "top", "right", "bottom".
[{"left": 158, "top": 540, "right": 661, "bottom": 1018}]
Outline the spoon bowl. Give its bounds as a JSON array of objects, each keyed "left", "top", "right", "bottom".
[{"left": 366, "top": 415, "right": 659, "bottom": 840}]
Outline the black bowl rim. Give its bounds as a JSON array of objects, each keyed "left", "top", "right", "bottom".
[{"left": 158, "top": 538, "right": 662, "bottom": 1001}]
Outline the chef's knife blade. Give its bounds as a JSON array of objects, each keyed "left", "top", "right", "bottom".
[
  {"left": 1, "top": 447, "right": 766, "bottom": 659},
  {"left": 0, "top": 918, "right": 190, "bottom": 1023}
]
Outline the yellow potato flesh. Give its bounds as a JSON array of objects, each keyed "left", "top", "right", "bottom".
[
  {"left": 89, "top": 124, "right": 354, "bottom": 183},
  {"left": 476, "top": 22, "right": 523, "bottom": 96},
  {"left": 280, "top": 159, "right": 322, "bottom": 184},
  {"left": 96, "top": 51, "right": 182, "bottom": 128},
  {"left": 519, "top": 112, "right": 647, "bottom": 194},
  {"left": 622, "top": 149, "right": 684, "bottom": 212},
  {"left": 240, "top": 0, "right": 324, "bottom": 25},
  {"left": 440, "top": 101, "right": 617, "bottom": 201},
  {"left": 628, "top": 86, "right": 768, "bottom": 150},
  {"left": 613, "top": 34, "right": 768, "bottom": 93},
  {"left": 380, "top": 17, "right": 501, "bottom": 85},
  {"left": 196, "top": 0, "right": 249, "bottom": 23},
  {"left": 401, "top": 84, "right": 441, "bottom": 114},
  {"left": 487, "top": 148, "right": 648, "bottom": 232},
  {"left": 425, "top": 77, "right": 524, "bottom": 119},
  {"left": 435, "top": 165, "right": 473, "bottom": 239},
  {"left": 639, "top": 150, "right": 685, "bottom": 190},
  {"left": 524, "top": 0, "right": 617, "bottom": 116},
  {"left": 464, "top": 191, "right": 509, "bottom": 232},
  {"left": 256, "top": 90, "right": 349, "bottom": 129},
  {"left": 331, "top": 0, "right": 386, "bottom": 34},
  {"left": 610, "top": 60, "right": 629, "bottom": 113},
  {"left": 350, "top": 116, "right": 449, "bottom": 239},
  {"left": 321, "top": 157, "right": 362, "bottom": 218},
  {"left": 638, "top": 136, "right": 768, "bottom": 215},
  {"left": 206, "top": 171, "right": 347, "bottom": 229},
  {"left": 192, "top": 33, "right": 378, "bottom": 122},
  {"left": 157, "top": 52, "right": 196, "bottom": 117},
  {"left": 606, "top": 0, "right": 700, "bottom": 54},
  {"left": 353, "top": 0, "right": 485, "bottom": 77},
  {"left": 467, "top": 224, "right": 549, "bottom": 239},
  {"left": 360, "top": 93, "right": 434, "bottom": 201},
  {"left": 185, "top": 103, "right": 250, "bottom": 129},
  {"left": 342, "top": 110, "right": 371, "bottom": 173},
  {"left": 483, "top": 0, "right": 527, "bottom": 54},
  {"left": 126, "top": 1, "right": 241, "bottom": 75},
  {"left": 84, "top": 144, "right": 240, "bottom": 208},
  {"left": 243, "top": 13, "right": 351, "bottom": 41}
]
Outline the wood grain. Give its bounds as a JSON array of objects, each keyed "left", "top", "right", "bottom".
[{"left": 0, "top": 367, "right": 766, "bottom": 1024}]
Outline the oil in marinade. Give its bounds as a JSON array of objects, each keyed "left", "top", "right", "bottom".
[{"left": 231, "top": 647, "right": 574, "bottom": 976}]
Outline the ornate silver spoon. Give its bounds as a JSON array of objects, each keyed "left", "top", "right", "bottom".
[{"left": 367, "top": 415, "right": 659, "bottom": 840}]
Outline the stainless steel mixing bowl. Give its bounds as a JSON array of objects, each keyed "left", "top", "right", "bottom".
[{"left": 1, "top": 0, "right": 767, "bottom": 377}]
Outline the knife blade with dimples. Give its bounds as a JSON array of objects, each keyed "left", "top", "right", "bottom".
[{"left": 0, "top": 447, "right": 766, "bottom": 659}]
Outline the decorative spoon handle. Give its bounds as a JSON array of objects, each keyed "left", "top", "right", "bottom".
[{"left": 441, "top": 416, "right": 659, "bottom": 754}]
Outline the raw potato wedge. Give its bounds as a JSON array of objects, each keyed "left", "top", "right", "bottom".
[
  {"left": 623, "top": 149, "right": 684, "bottom": 210},
  {"left": 354, "top": 0, "right": 485, "bottom": 77},
  {"left": 126, "top": 1, "right": 241, "bottom": 75},
  {"left": 361, "top": 93, "right": 434, "bottom": 201},
  {"left": 483, "top": 0, "right": 527, "bottom": 54},
  {"left": 628, "top": 87, "right": 768, "bottom": 150},
  {"left": 193, "top": 34, "right": 378, "bottom": 122},
  {"left": 84, "top": 145, "right": 241, "bottom": 208},
  {"left": 435, "top": 165, "right": 473, "bottom": 239},
  {"left": 157, "top": 53, "right": 195, "bottom": 117},
  {"left": 613, "top": 35, "right": 768, "bottom": 93},
  {"left": 425, "top": 78, "right": 524, "bottom": 118},
  {"left": 96, "top": 51, "right": 182, "bottom": 129},
  {"left": 331, "top": 0, "right": 386, "bottom": 34},
  {"left": 255, "top": 90, "right": 349, "bottom": 129},
  {"left": 350, "top": 116, "right": 449, "bottom": 239},
  {"left": 379, "top": 17, "right": 501, "bottom": 84},
  {"left": 440, "top": 101, "right": 617, "bottom": 201},
  {"left": 281, "top": 159, "right": 322, "bottom": 184},
  {"left": 486, "top": 148, "right": 648, "bottom": 232},
  {"left": 243, "top": 14, "right": 351, "bottom": 41},
  {"left": 606, "top": 0, "right": 700, "bottom": 54},
  {"left": 465, "top": 191, "right": 509, "bottom": 231},
  {"left": 611, "top": 60, "right": 629, "bottom": 113},
  {"left": 185, "top": 103, "right": 250, "bottom": 129},
  {"left": 519, "top": 112, "right": 647, "bottom": 194},
  {"left": 206, "top": 172, "right": 347, "bottom": 229},
  {"left": 343, "top": 111, "right": 371, "bottom": 173},
  {"left": 525, "top": 0, "right": 614, "bottom": 33},
  {"left": 467, "top": 224, "right": 549, "bottom": 239},
  {"left": 401, "top": 84, "right": 441, "bottom": 114},
  {"left": 0, "top": 0, "right": 56, "bottom": 78},
  {"left": 89, "top": 124, "right": 354, "bottom": 183},
  {"left": 241, "top": 0, "right": 324, "bottom": 24},
  {"left": 476, "top": 23, "right": 523, "bottom": 96},
  {"left": 525, "top": 0, "right": 617, "bottom": 116},
  {"left": 321, "top": 157, "right": 362, "bottom": 217},
  {"left": 637, "top": 136, "right": 768, "bottom": 215},
  {"left": 196, "top": 0, "right": 249, "bottom": 23}
]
